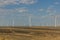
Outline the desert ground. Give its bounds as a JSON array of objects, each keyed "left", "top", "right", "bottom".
[{"left": 0, "top": 26, "right": 60, "bottom": 40}]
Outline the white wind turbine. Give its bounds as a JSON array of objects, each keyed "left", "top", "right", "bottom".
[
  {"left": 1, "top": 16, "right": 5, "bottom": 26},
  {"left": 54, "top": 15, "right": 60, "bottom": 27},
  {"left": 18, "top": 8, "right": 29, "bottom": 26},
  {"left": 12, "top": 17, "right": 14, "bottom": 26},
  {"left": 6, "top": 20, "right": 9, "bottom": 26},
  {"left": 1, "top": 15, "right": 10, "bottom": 26},
  {"left": 11, "top": 14, "right": 15, "bottom": 26},
  {"left": 7, "top": 19, "right": 9, "bottom": 26},
  {"left": 28, "top": 14, "right": 32, "bottom": 27},
  {"left": 55, "top": 16, "right": 57, "bottom": 27}
]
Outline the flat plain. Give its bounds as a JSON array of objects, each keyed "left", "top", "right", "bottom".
[{"left": 0, "top": 26, "right": 60, "bottom": 40}]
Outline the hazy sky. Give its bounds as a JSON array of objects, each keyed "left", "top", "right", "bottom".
[{"left": 0, "top": 0, "right": 60, "bottom": 26}]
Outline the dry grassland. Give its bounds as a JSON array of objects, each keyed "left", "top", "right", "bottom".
[{"left": 0, "top": 26, "right": 60, "bottom": 40}]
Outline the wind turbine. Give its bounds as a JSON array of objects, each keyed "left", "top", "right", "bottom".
[
  {"left": 55, "top": 16, "right": 57, "bottom": 27},
  {"left": 46, "top": 23, "right": 48, "bottom": 26},
  {"left": 1, "top": 16, "right": 5, "bottom": 26},
  {"left": 29, "top": 14, "right": 32, "bottom": 27},
  {"left": 55, "top": 15, "right": 60, "bottom": 27},
  {"left": 7, "top": 19, "right": 10, "bottom": 26},
  {"left": 11, "top": 14, "right": 15, "bottom": 27},
  {"left": 12, "top": 18, "right": 14, "bottom": 26},
  {"left": 6, "top": 21, "right": 8, "bottom": 26}
]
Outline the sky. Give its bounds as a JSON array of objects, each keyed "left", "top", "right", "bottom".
[{"left": 0, "top": 0, "right": 60, "bottom": 26}]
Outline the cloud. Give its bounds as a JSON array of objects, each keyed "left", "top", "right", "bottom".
[
  {"left": 49, "top": 5, "right": 54, "bottom": 8},
  {"left": 0, "top": 7, "right": 29, "bottom": 16},
  {"left": 39, "top": 9, "right": 44, "bottom": 11},
  {"left": 0, "top": 0, "right": 37, "bottom": 6},
  {"left": 41, "top": 5, "right": 57, "bottom": 19},
  {"left": 46, "top": 6, "right": 56, "bottom": 14},
  {"left": 0, "top": 8, "right": 15, "bottom": 16},
  {"left": 0, "top": 0, "right": 16, "bottom": 6},
  {"left": 19, "top": 0, "right": 37, "bottom": 4},
  {"left": 54, "top": 2, "right": 60, "bottom": 5},
  {"left": 16, "top": 8, "right": 28, "bottom": 13}
]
